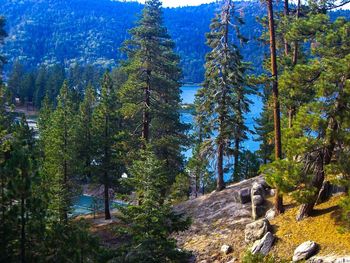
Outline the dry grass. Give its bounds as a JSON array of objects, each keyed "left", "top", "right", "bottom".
[{"left": 270, "top": 195, "right": 350, "bottom": 259}]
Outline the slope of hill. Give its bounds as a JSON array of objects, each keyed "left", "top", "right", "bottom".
[
  {"left": 0, "top": 0, "right": 266, "bottom": 83},
  {"left": 1, "top": 1, "right": 349, "bottom": 83},
  {"left": 173, "top": 177, "right": 350, "bottom": 262}
]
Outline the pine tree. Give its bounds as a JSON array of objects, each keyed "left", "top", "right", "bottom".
[
  {"left": 8, "top": 61, "right": 24, "bottom": 102},
  {"left": 42, "top": 81, "right": 77, "bottom": 222},
  {"left": 266, "top": 0, "right": 284, "bottom": 214},
  {"left": 119, "top": 0, "right": 186, "bottom": 188},
  {"left": 117, "top": 148, "right": 191, "bottom": 262},
  {"left": 76, "top": 84, "right": 96, "bottom": 180},
  {"left": 262, "top": 15, "right": 350, "bottom": 221},
  {"left": 34, "top": 66, "right": 48, "bottom": 108},
  {"left": 92, "top": 72, "right": 122, "bottom": 220},
  {"left": 196, "top": 0, "right": 251, "bottom": 191}
]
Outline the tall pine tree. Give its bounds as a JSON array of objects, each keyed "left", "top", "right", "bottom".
[
  {"left": 196, "top": 0, "right": 251, "bottom": 190},
  {"left": 119, "top": 0, "right": 186, "bottom": 189}
]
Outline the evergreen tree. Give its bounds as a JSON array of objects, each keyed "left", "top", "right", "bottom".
[
  {"left": 42, "top": 81, "right": 77, "bottom": 222},
  {"left": 116, "top": 148, "right": 191, "bottom": 262},
  {"left": 8, "top": 61, "right": 24, "bottom": 102},
  {"left": 262, "top": 15, "right": 350, "bottom": 221},
  {"left": 92, "top": 72, "right": 122, "bottom": 220},
  {"left": 76, "top": 84, "right": 96, "bottom": 180},
  {"left": 120, "top": 0, "right": 187, "bottom": 188},
  {"left": 196, "top": 0, "right": 251, "bottom": 190},
  {"left": 265, "top": 0, "right": 284, "bottom": 214},
  {"left": 254, "top": 85, "right": 274, "bottom": 164},
  {"left": 45, "top": 64, "right": 65, "bottom": 104},
  {"left": 34, "top": 66, "right": 48, "bottom": 108}
]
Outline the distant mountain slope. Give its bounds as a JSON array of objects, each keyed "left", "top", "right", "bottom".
[{"left": 0, "top": 0, "right": 349, "bottom": 82}]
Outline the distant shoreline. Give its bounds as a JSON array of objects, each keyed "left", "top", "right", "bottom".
[{"left": 182, "top": 83, "right": 201, "bottom": 87}]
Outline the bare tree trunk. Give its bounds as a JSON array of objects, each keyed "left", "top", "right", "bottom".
[
  {"left": 284, "top": 0, "right": 290, "bottom": 55},
  {"left": 104, "top": 180, "right": 111, "bottom": 220},
  {"left": 104, "top": 115, "right": 111, "bottom": 220},
  {"left": 267, "top": 0, "right": 284, "bottom": 214}
]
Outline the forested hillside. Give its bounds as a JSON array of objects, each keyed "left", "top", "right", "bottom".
[
  {"left": 0, "top": 0, "right": 267, "bottom": 82},
  {"left": 2, "top": 0, "right": 349, "bottom": 82}
]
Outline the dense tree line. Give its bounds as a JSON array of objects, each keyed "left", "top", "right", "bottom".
[{"left": 7, "top": 62, "right": 102, "bottom": 108}]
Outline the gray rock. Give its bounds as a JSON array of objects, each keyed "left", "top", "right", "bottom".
[
  {"left": 226, "top": 258, "right": 238, "bottom": 263},
  {"left": 265, "top": 209, "right": 276, "bottom": 220},
  {"left": 220, "top": 244, "right": 232, "bottom": 255},
  {"left": 251, "top": 182, "right": 265, "bottom": 197},
  {"left": 251, "top": 232, "right": 275, "bottom": 255},
  {"left": 252, "top": 195, "right": 264, "bottom": 206},
  {"left": 239, "top": 188, "right": 251, "bottom": 204},
  {"left": 268, "top": 189, "right": 276, "bottom": 196},
  {"left": 293, "top": 241, "right": 318, "bottom": 261},
  {"left": 307, "top": 256, "right": 350, "bottom": 262},
  {"left": 244, "top": 218, "right": 271, "bottom": 243}
]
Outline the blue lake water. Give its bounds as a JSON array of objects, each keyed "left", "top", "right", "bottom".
[
  {"left": 180, "top": 85, "right": 262, "bottom": 153},
  {"left": 71, "top": 195, "right": 126, "bottom": 217}
]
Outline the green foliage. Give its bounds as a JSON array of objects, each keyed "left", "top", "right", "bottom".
[
  {"left": 116, "top": 148, "right": 191, "bottom": 262},
  {"left": 339, "top": 192, "right": 350, "bottom": 231},
  {"left": 41, "top": 220, "right": 110, "bottom": 263},
  {"left": 119, "top": 0, "right": 187, "bottom": 191},
  {"left": 169, "top": 173, "right": 190, "bottom": 204},
  {"left": 41, "top": 81, "right": 78, "bottom": 221},
  {"left": 195, "top": 0, "right": 254, "bottom": 188},
  {"left": 242, "top": 250, "right": 287, "bottom": 263}
]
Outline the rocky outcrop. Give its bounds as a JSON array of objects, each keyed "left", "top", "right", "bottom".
[
  {"left": 239, "top": 188, "right": 251, "bottom": 204},
  {"left": 293, "top": 241, "right": 319, "bottom": 261},
  {"left": 265, "top": 208, "right": 276, "bottom": 221},
  {"left": 307, "top": 255, "right": 350, "bottom": 262},
  {"left": 251, "top": 232, "right": 275, "bottom": 255},
  {"left": 244, "top": 218, "right": 271, "bottom": 243},
  {"left": 251, "top": 182, "right": 266, "bottom": 220}
]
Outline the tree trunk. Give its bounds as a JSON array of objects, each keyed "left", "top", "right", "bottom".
[
  {"left": 267, "top": 0, "right": 284, "bottom": 214},
  {"left": 63, "top": 117, "right": 68, "bottom": 223},
  {"left": 292, "top": 0, "right": 301, "bottom": 65},
  {"left": 233, "top": 138, "right": 240, "bottom": 181},
  {"left": 217, "top": 141, "right": 225, "bottom": 191},
  {"left": 284, "top": 0, "right": 290, "bottom": 55},
  {"left": 104, "top": 180, "right": 111, "bottom": 220},
  {"left": 296, "top": 119, "right": 337, "bottom": 220},
  {"left": 142, "top": 70, "right": 151, "bottom": 143},
  {"left": 20, "top": 193, "right": 26, "bottom": 263},
  {"left": 104, "top": 114, "right": 111, "bottom": 220}
]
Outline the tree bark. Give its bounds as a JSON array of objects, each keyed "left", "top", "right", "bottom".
[
  {"left": 284, "top": 0, "right": 290, "bottom": 55},
  {"left": 296, "top": 119, "right": 337, "bottom": 220},
  {"left": 217, "top": 141, "right": 225, "bottom": 191},
  {"left": 292, "top": 0, "right": 301, "bottom": 65},
  {"left": 267, "top": 0, "right": 284, "bottom": 214},
  {"left": 233, "top": 137, "right": 240, "bottom": 181},
  {"left": 104, "top": 181, "right": 111, "bottom": 220},
  {"left": 104, "top": 114, "right": 111, "bottom": 220}
]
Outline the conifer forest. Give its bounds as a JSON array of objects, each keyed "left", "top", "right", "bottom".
[{"left": 1, "top": 0, "right": 350, "bottom": 262}]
